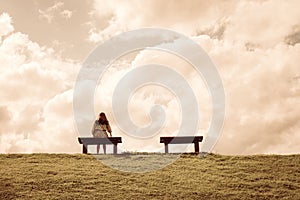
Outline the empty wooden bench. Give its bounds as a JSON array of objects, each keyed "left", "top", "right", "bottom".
[
  {"left": 160, "top": 136, "right": 203, "bottom": 153},
  {"left": 78, "top": 137, "right": 122, "bottom": 154}
]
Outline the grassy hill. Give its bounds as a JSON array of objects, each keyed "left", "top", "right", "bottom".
[{"left": 0, "top": 153, "right": 299, "bottom": 200}]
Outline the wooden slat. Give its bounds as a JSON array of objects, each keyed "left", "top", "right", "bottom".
[
  {"left": 78, "top": 137, "right": 122, "bottom": 145},
  {"left": 160, "top": 136, "right": 203, "bottom": 144}
]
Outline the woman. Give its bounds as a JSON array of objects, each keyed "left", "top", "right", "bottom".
[{"left": 92, "top": 112, "right": 112, "bottom": 154}]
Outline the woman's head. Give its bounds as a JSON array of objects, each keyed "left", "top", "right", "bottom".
[
  {"left": 98, "top": 112, "right": 108, "bottom": 124},
  {"left": 99, "top": 112, "right": 107, "bottom": 120}
]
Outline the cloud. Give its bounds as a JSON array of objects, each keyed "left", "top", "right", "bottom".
[
  {"left": 0, "top": 106, "right": 12, "bottom": 133},
  {"left": 197, "top": 37, "right": 300, "bottom": 154},
  {"left": 1, "top": 0, "right": 300, "bottom": 154},
  {"left": 38, "top": 2, "right": 64, "bottom": 23},
  {"left": 86, "top": 0, "right": 300, "bottom": 154},
  {"left": 88, "top": 0, "right": 236, "bottom": 42},
  {"left": 38, "top": 2, "right": 73, "bottom": 23},
  {"left": 0, "top": 13, "right": 14, "bottom": 39},
  {"left": 89, "top": 0, "right": 300, "bottom": 47},
  {"left": 0, "top": 13, "right": 80, "bottom": 153},
  {"left": 60, "top": 10, "right": 73, "bottom": 20},
  {"left": 84, "top": 40, "right": 214, "bottom": 153},
  {"left": 223, "top": 0, "right": 300, "bottom": 47},
  {"left": 285, "top": 25, "right": 300, "bottom": 46}
]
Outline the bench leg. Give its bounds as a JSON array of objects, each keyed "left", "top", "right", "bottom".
[
  {"left": 113, "top": 144, "right": 118, "bottom": 154},
  {"left": 194, "top": 142, "right": 199, "bottom": 153},
  {"left": 83, "top": 144, "right": 88, "bottom": 154},
  {"left": 164, "top": 144, "right": 169, "bottom": 153}
]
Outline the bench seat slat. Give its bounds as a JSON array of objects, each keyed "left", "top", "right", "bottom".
[
  {"left": 160, "top": 136, "right": 203, "bottom": 144},
  {"left": 78, "top": 137, "right": 122, "bottom": 144}
]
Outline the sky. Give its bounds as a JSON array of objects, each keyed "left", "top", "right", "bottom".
[{"left": 0, "top": 0, "right": 299, "bottom": 154}]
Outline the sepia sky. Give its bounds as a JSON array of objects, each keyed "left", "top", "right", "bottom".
[{"left": 0, "top": 0, "right": 299, "bottom": 154}]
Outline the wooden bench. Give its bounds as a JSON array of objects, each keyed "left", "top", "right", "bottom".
[
  {"left": 78, "top": 137, "right": 122, "bottom": 154},
  {"left": 160, "top": 136, "right": 203, "bottom": 153}
]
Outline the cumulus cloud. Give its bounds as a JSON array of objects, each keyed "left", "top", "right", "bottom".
[
  {"left": 285, "top": 25, "right": 300, "bottom": 45},
  {"left": 87, "top": 0, "right": 300, "bottom": 154},
  {"left": 92, "top": 51, "right": 206, "bottom": 152},
  {"left": 89, "top": 0, "right": 300, "bottom": 47},
  {"left": 0, "top": 13, "right": 80, "bottom": 153},
  {"left": 0, "top": 13, "right": 14, "bottom": 39},
  {"left": 88, "top": 0, "right": 236, "bottom": 42},
  {"left": 205, "top": 39, "right": 300, "bottom": 154},
  {"left": 223, "top": 0, "right": 300, "bottom": 48},
  {"left": 1, "top": 0, "right": 300, "bottom": 154}
]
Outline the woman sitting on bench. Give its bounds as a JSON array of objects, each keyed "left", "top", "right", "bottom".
[{"left": 92, "top": 112, "right": 112, "bottom": 154}]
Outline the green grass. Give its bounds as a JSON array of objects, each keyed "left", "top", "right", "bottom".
[{"left": 0, "top": 153, "right": 299, "bottom": 200}]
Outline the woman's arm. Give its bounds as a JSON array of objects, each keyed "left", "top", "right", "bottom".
[
  {"left": 106, "top": 123, "right": 112, "bottom": 137},
  {"left": 91, "top": 121, "right": 96, "bottom": 136}
]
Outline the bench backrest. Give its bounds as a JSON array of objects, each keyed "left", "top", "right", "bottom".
[
  {"left": 78, "top": 137, "right": 122, "bottom": 145},
  {"left": 160, "top": 136, "right": 203, "bottom": 144}
]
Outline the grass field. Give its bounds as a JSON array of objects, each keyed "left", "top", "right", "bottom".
[{"left": 0, "top": 153, "right": 299, "bottom": 200}]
